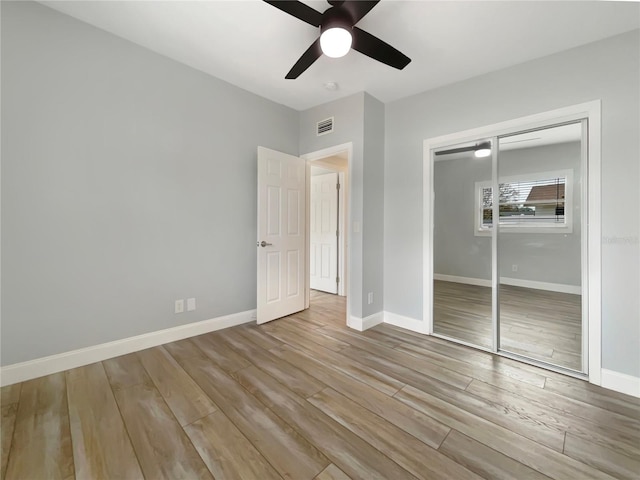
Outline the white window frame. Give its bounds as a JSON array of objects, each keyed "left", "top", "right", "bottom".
[{"left": 474, "top": 169, "right": 573, "bottom": 236}]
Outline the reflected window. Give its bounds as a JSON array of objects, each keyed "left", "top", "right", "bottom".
[{"left": 474, "top": 169, "right": 573, "bottom": 235}]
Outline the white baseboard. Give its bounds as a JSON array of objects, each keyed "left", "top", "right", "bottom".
[
  {"left": 348, "top": 311, "right": 384, "bottom": 332},
  {"left": 433, "top": 274, "right": 491, "bottom": 287},
  {"left": 384, "top": 311, "right": 428, "bottom": 334},
  {"left": 0, "top": 310, "right": 256, "bottom": 387},
  {"left": 501, "top": 277, "right": 581, "bottom": 295},
  {"left": 601, "top": 369, "right": 640, "bottom": 398},
  {"left": 434, "top": 273, "right": 581, "bottom": 295}
]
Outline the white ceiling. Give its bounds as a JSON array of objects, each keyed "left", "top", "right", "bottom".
[{"left": 41, "top": 1, "right": 640, "bottom": 111}]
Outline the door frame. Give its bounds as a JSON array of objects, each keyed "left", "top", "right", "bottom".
[
  {"left": 302, "top": 142, "right": 353, "bottom": 321},
  {"left": 423, "top": 101, "right": 602, "bottom": 385}
]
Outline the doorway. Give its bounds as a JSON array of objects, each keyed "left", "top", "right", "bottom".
[
  {"left": 302, "top": 143, "right": 352, "bottom": 325},
  {"left": 424, "top": 102, "right": 602, "bottom": 383}
]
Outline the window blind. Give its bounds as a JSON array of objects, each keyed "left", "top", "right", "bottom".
[{"left": 482, "top": 176, "right": 566, "bottom": 227}]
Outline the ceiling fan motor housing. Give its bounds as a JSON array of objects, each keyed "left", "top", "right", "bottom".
[{"left": 321, "top": 6, "right": 354, "bottom": 33}]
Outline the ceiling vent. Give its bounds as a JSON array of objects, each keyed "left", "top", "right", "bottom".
[{"left": 317, "top": 117, "right": 334, "bottom": 136}]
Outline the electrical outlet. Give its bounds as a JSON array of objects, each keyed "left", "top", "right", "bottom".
[
  {"left": 175, "top": 299, "right": 184, "bottom": 314},
  {"left": 512, "top": 264, "right": 518, "bottom": 272},
  {"left": 187, "top": 298, "right": 196, "bottom": 312},
  {"left": 367, "top": 292, "right": 374, "bottom": 305}
]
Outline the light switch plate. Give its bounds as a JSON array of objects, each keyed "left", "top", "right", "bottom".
[
  {"left": 187, "top": 297, "right": 196, "bottom": 312},
  {"left": 175, "top": 299, "right": 184, "bottom": 314}
]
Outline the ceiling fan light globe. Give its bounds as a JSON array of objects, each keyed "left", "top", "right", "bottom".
[
  {"left": 320, "top": 27, "right": 352, "bottom": 58},
  {"left": 474, "top": 148, "right": 492, "bottom": 158}
]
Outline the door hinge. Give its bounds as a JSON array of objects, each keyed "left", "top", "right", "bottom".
[
  {"left": 336, "top": 230, "right": 339, "bottom": 237},
  {"left": 336, "top": 277, "right": 340, "bottom": 284},
  {"left": 336, "top": 182, "right": 340, "bottom": 191}
]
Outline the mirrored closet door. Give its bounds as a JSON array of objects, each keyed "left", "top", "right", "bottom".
[
  {"left": 432, "top": 121, "right": 586, "bottom": 374},
  {"left": 432, "top": 139, "right": 494, "bottom": 349},
  {"left": 497, "top": 123, "right": 584, "bottom": 371}
]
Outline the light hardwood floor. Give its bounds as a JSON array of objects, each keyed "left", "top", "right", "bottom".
[
  {"left": 434, "top": 280, "right": 582, "bottom": 371},
  {"left": 2, "top": 290, "right": 639, "bottom": 479}
]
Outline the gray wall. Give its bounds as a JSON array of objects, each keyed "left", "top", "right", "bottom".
[
  {"left": 434, "top": 142, "right": 582, "bottom": 286},
  {"left": 498, "top": 142, "right": 582, "bottom": 286},
  {"left": 385, "top": 29, "right": 640, "bottom": 377},
  {"left": 362, "top": 94, "right": 385, "bottom": 317},
  {"left": 434, "top": 155, "right": 492, "bottom": 280},
  {"left": 1, "top": 1, "right": 299, "bottom": 365}
]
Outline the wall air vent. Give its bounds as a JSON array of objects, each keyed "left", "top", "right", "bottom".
[{"left": 317, "top": 117, "right": 334, "bottom": 136}]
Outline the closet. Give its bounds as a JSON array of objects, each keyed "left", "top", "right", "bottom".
[{"left": 431, "top": 121, "right": 587, "bottom": 374}]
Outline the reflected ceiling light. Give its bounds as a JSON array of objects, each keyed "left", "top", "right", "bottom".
[
  {"left": 320, "top": 27, "right": 352, "bottom": 58},
  {"left": 434, "top": 141, "right": 492, "bottom": 157},
  {"left": 474, "top": 142, "right": 492, "bottom": 158}
]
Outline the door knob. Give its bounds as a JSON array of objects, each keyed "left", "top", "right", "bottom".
[{"left": 258, "top": 241, "right": 273, "bottom": 247}]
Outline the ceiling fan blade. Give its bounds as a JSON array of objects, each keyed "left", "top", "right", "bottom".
[
  {"left": 286, "top": 38, "right": 322, "bottom": 79},
  {"left": 263, "top": 0, "right": 323, "bottom": 27},
  {"left": 342, "top": 1, "right": 380, "bottom": 24},
  {"left": 352, "top": 26, "right": 410, "bottom": 70}
]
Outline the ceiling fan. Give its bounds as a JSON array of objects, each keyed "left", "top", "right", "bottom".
[{"left": 263, "top": 0, "right": 411, "bottom": 79}]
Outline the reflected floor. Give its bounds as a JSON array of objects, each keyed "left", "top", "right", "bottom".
[{"left": 433, "top": 280, "right": 582, "bottom": 371}]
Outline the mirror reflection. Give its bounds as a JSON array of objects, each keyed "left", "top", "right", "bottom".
[
  {"left": 497, "top": 123, "right": 583, "bottom": 371},
  {"left": 433, "top": 140, "right": 493, "bottom": 349},
  {"left": 432, "top": 123, "right": 584, "bottom": 372}
]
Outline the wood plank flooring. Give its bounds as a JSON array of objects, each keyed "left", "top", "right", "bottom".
[
  {"left": 2, "top": 290, "right": 639, "bottom": 480},
  {"left": 433, "top": 280, "right": 582, "bottom": 370}
]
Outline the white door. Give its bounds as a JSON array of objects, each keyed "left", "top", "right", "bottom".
[
  {"left": 257, "top": 147, "right": 305, "bottom": 324},
  {"left": 310, "top": 173, "right": 338, "bottom": 294}
]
